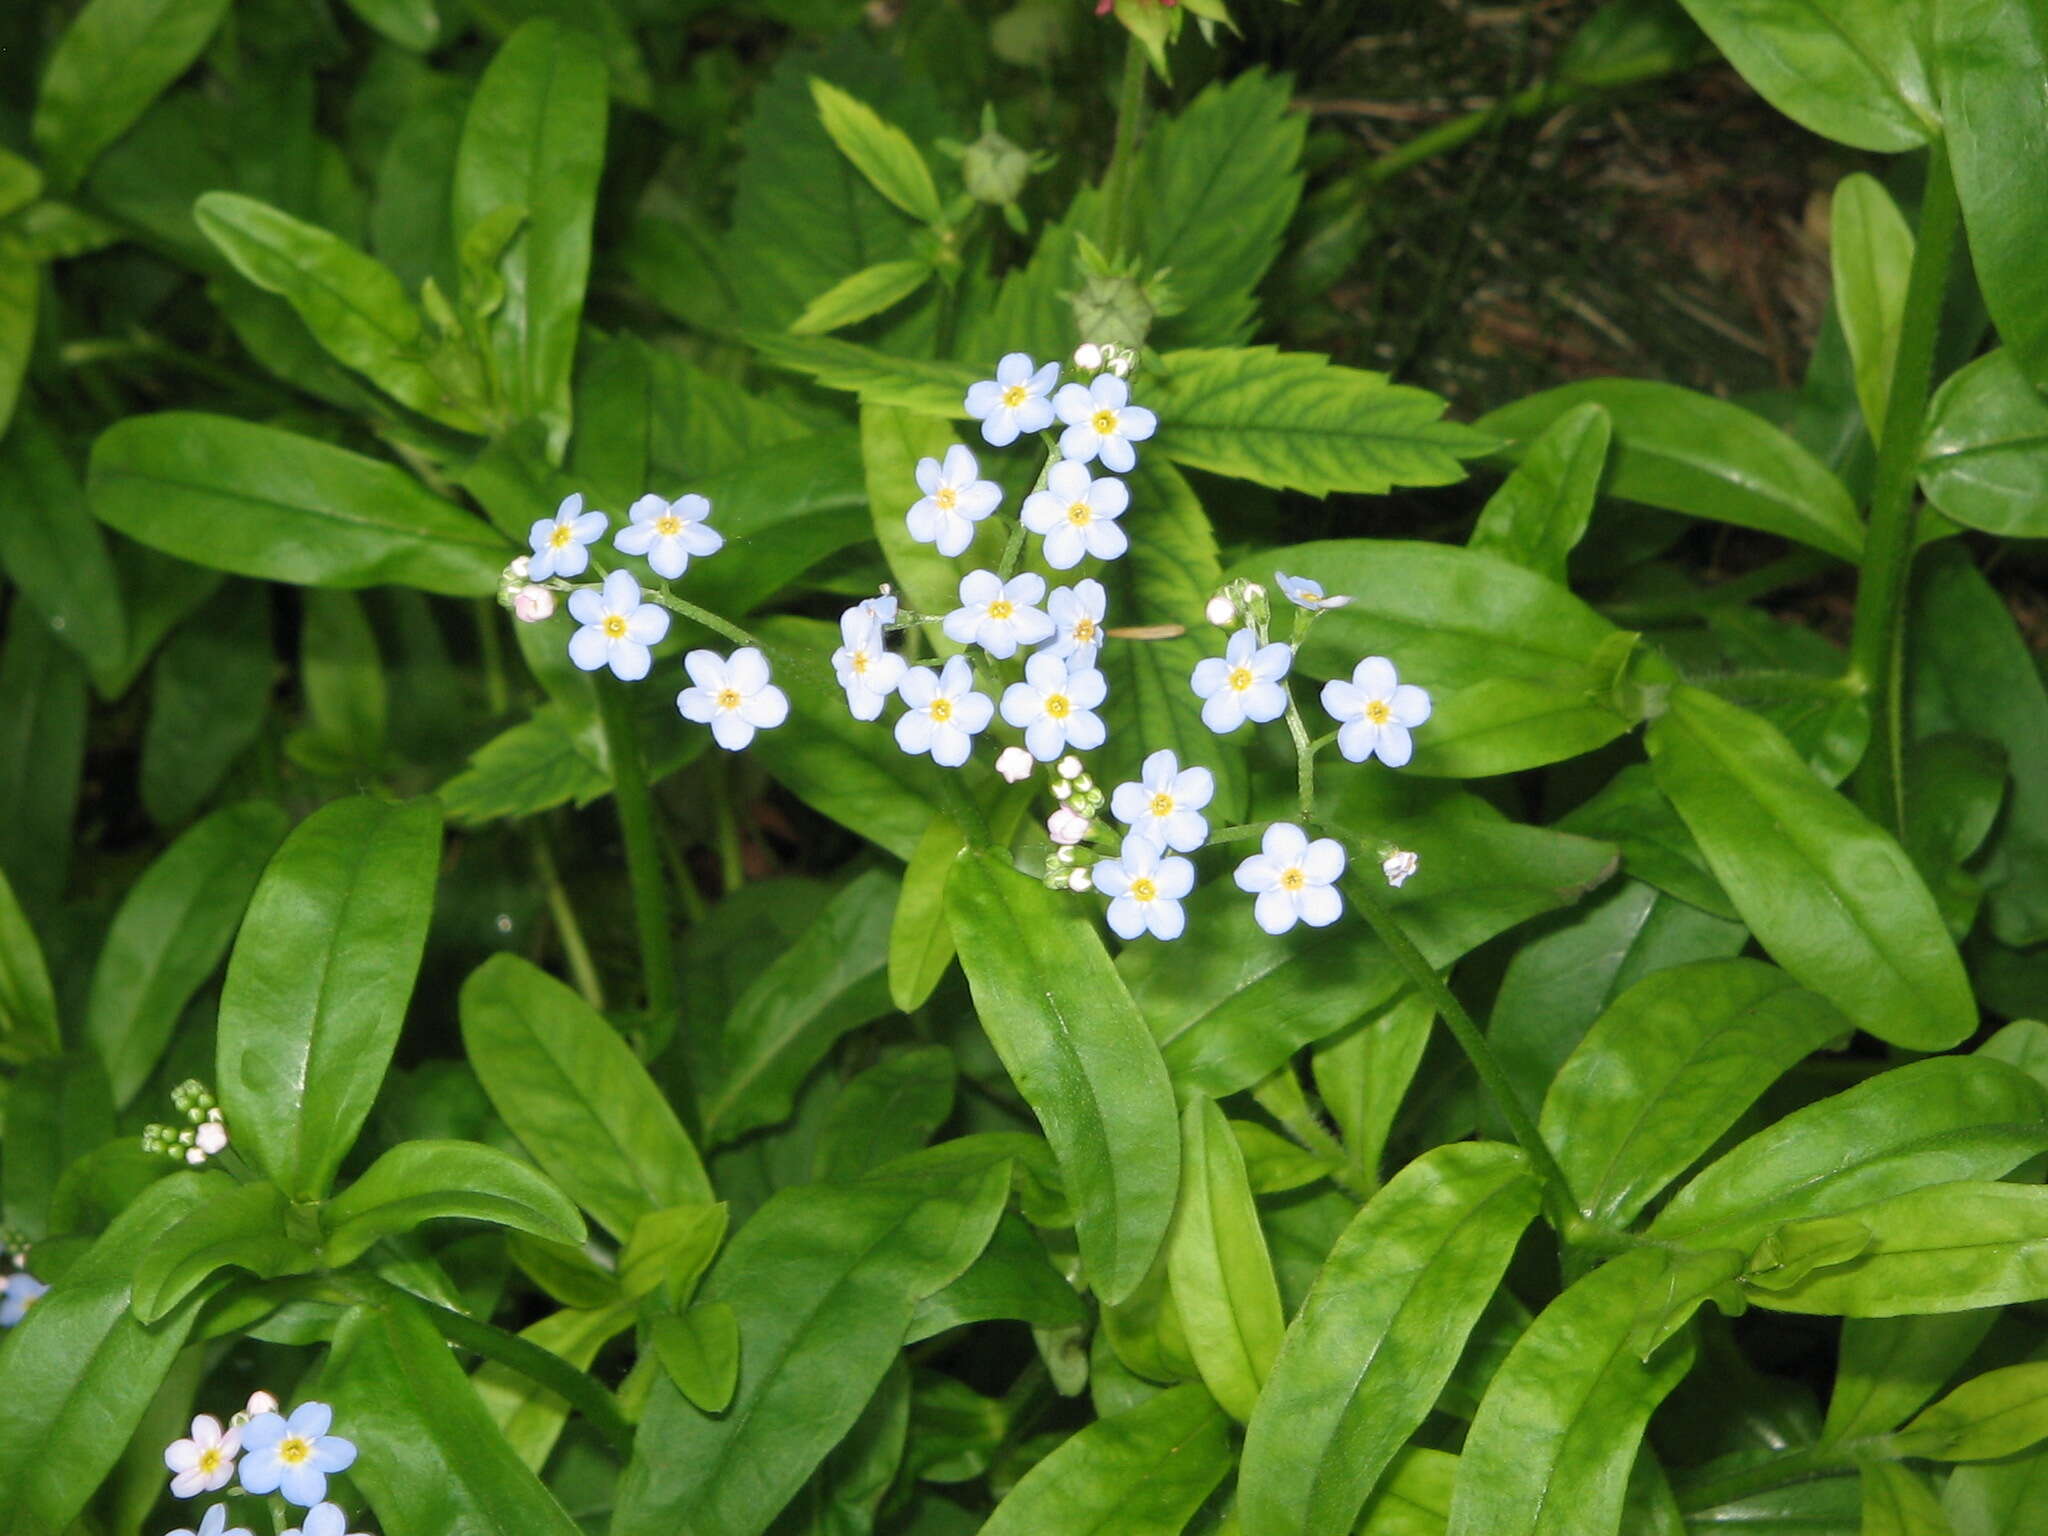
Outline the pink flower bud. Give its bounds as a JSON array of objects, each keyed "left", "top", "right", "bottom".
[
  {"left": 1048, "top": 807, "right": 1090, "bottom": 845},
  {"left": 513, "top": 585, "right": 557, "bottom": 623}
]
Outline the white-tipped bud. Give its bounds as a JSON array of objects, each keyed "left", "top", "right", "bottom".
[
  {"left": 185, "top": 1146, "right": 207, "bottom": 1166},
  {"left": 1243, "top": 582, "right": 1266, "bottom": 602},
  {"left": 1051, "top": 779, "right": 1072, "bottom": 800},
  {"left": 1108, "top": 351, "right": 1133, "bottom": 378},
  {"left": 996, "top": 746, "right": 1034, "bottom": 783},
  {"left": 1073, "top": 342, "right": 1104, "bottom": 371},
  {"left": 1205, "top": 593, "right": 1236, "bottom": 628},
  {"left": 1382, "top": 849, "right": 1419, "bottom": 888},
  {"left": 1048, "top": 807, "right": 1090, "bottom": 845},
  {"left": 1057, "top": 755, "right": 1084, "bottom": 780},
  {"left": 195, "top": 1120, "right": 229, "bottom": 1157},
  {"left": 1067, "top": 867, "right": 1093, "bottom": 892},
  {"left": 246, "top": 1390, "right": 280, "bottom": 1417},
  {"left": 509, "top": 555, "right": 532, "bottom": 581},
  {"left": 513, "top": 585, "right": 557, "bottom": 623}
]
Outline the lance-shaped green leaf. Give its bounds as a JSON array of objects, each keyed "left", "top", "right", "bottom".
[
  {"left": 611, "top": 1151, "right": 1009, "bottom": 1536},
  {"left": 1163, "top": 1096, "right": 1285, "bottom": 1422},
  {"left": 1887, "top": 1361, "right": 2048, "bottom": 1462},
  {"left": 2, "top": 1053, "right": 112, "bottom": 1239},
  {"left": 322, "top": 1140, "right": 586, "bottom": 1266},
  {"left": 0, "top": 150, "right": 39, "bottom": 220},
  {"left": 1556, "top": 763, "right": 1736, "bottom": 922},
  {"left": 1239, "top": 1142, "right": 1541, "bottom": 1536},
  {"left": 1468, "top": 401, "right": 1609, "bottom": 582},
  {"left": 1746, "top": 1183, "right": 2048, "bottom": 1316},
  {"left": 619, "top": 1202, "right": 726, "bottom": 1307},
  {"left": 814, "top": 1046, "right": 957, "bottom": 1182},
  {"left": 473, "top": 1300, "right": 637, "bottom": 1473},
  {"left": 1478, "top": 380, "right": 1864, "bottom": 560},
  {"left": 1670, "top": 0, "right": 1933, "bottom": 152},
  {"left": 1311, "top": 991, "right": 1435, "bottom": 1188},
  {"left": 0, "top": 864, "right": 59, "bottom": 1064},
  {"left": 1831, "top": 173, "right": 1913, "bottom": 435},
  {"left": 0, "top": 407, "right": 128, "bottom": 696},
  {"left": 87, "top": 800, "right": 289, "bottom": 1107},
  {"left": 1945, "top": 1441, "right": 2048, "bottom": 1532},
  {"left": 978, "top": 1384, "right": 1232, "bottom": 1536},
  {"left": 1647, "top": 685, "right": 1973, "bottom": 1050},
  {"left": 195, "top": 193, "right": 487, "bottom": 432},
  {"left": 948, "top": 849, "right": 1180, "bottom": 1306},
  {"left": 89, "top": 413, "right": 508, "bottom": 596},
  {"left": 1919, "top": 350, "right": 2048, "bottom": 539},
  {"left": 131, "top": 1179, "right": 319, "bottom": 1323},
  {"left": 1446, "top": 1247, "right": 1696, "bottom": 1536},
  {"left": 1649, "top": 1056, "right": 2048, "bottom": 1253},
  {"left": 1940, "top": 0, "right": 2048, "bottom": 397},
  {"left": 1540, "top": 959, "right": 1851, "bottom": 1227},
  {"left": 907, "top": 1209, "right": 1087, "bottom": 1343},
  {"left": 343, "top": 0, "right": 440, "bottom": 50},
  {"left": 650, "top": 1303, "right": 740, "bottom": 1413},
  {"left": 808, "top": 78, "right": 943, "bottom": 225},
  {"left": 0, "top": 255, "right": 30, "bottom": 440},
  {"left": 703, "top": 867, "right": 898, "bottom": 1144},
  {"left": 453, "top": 20, "right": 607, "bottom": 455},
  {"left": 326, "top": 1292, "right": 585, "bottom": 1536},
  {"left": 1861, "top": 1461, "right": 1950, "bottom": 1536},
  {"left": 216, "top": 796, "right": 442, "bottom": 1201},
  {"left": 790, "top": 257, "right": 932, "bottom": 335},
  {"left": 0, "top": 1175, "right": 214, "bottom": 1531},
  {"left": 31, "top": 0, "right": 233, "bottom": 190},
  {"left": 459, "top": 953, "right": 711, "bottom": 1240},
  {"left": 1358, "top": 1448, "right": 1459, "bottom": 1535},
  {"left": 747, "top": 332, "right": 978, "bottom": 417},
  {"left": 1150, "top": 347, "right": 1493, "bottom": 496},
  {"left": 1823, "top": 1311, "right": 1998, "bottom": 1446}
]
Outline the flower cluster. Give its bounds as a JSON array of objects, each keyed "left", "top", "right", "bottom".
[
  {"left": 142, "top": 1079, "right": 230, "bottom": 1166},
  {"left": 161, "top": 1395, "right": 364, "bottom": 1536},
  {"left": 0, "top": 1263, "right": 45, "bottom": 1328}
]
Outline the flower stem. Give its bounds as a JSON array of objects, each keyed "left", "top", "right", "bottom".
[
  {"left": 711, "top": 752, "right": 746, "bottom": 894},
  {"left": 1099, "top": 34, "right": 1152, "bottom": 261},
  {"left": 652, "top": 588, "right": 759, "bottom": 650},
  {"left": 530, "top": 825, "right": 604, "bottom": 1011},
  {"left": 596, "top": 681, "right": 680, "bottom": 1040},
  {"left": 1847, "top": 140, "right": 1959, "bottom": 837},
  {"left": 1283, "top": 686, "right": 1317, "bottom": 820}
]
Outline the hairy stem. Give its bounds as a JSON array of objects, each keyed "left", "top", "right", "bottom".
[
  {"left": 1098, "top": 36, "right": 1152, "bottom": 260},
  {"left": 531, "top": 825, "right": 605, "bottom": 1011}
]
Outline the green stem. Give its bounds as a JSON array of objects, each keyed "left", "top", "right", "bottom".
[
  {"left": 654, "top": 589, "right": 759, "bottom": 649},
  {"left": 1203, "top": 821, "right": 1275, "bottom": 848},
  {"left": 1847, "top": 140, "right": 1959, "bottom": 836},
  {"left": 531, "top": 826, "right": 604, "bottom": 1011},
  {"left": 932, "top": 767, "right": 992, "bottom": 850},
  {"left": 1283, "top": 686, "right": 1317, "bottom": 820},
  {"left": 596, "top": 681, "right": 680, "bottom": 1028},
  {"left": 711, "top": 753, "right": 746, "bottom": 894},
  {"left": 1672, "top": 1444, "right": 1859, "bottom": 1514},
  {"left": 1336, "top": 859, "right": 1579, "bottom": 1229},
  {"left": 1098, "top": 35, "right": 1152, "bottom": 260},
  {"left": 401, "top": 1288, "right": 635, "bottom": 1459},
  {"left": 1250, "top": 1074, "right": 1375, "bottom": 1203},
  {"left": 476, "top": 601, "right": 510, "bottom": 716}
]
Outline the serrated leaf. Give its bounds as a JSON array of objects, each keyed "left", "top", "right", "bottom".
[{"left": 809, "top": 78, "right": 943, "bottom": 225}]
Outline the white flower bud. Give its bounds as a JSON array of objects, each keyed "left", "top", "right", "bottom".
[
  {"left": 185, "top": 1146, "right": 207, "bottom": 1166},
  {"left": 1108, "top": 351, "right": 1133, "bottom": 378},
  {"left": 246, "top": 1390, "right": 280, "bottom": 1417},
  {"left": 195, "top": 1120, "right": 229, "bottom": 1156},
  {"left": 1073, "top": 342, "right": 1104, "bottom": 371},
  {"left": 1056, "top": 846, "right": 1076, "bottom": 864},
  {"left": 996, "top": 746, "right": 1034, "bottom": 783},
  {"left": 1205, "top": 593, "right": 1236, "bottom": 628},
  {"left": 509, "top": 555, "right": 532, "bottom": 581},
  {"left": 1048, "top": 807, "right": 1091, "bottom": 845},
  {"left": 1057, "top": 755, "right": 1084, "bottom": 780},
  {"left": 1067, "top": 867, "right": 1093, "bottom": 892},
  {"left": 513, "top": 585, "right": 557, "bottom": 623},
  {"left": 1382, "top": 849, "right": 1419, "bottom": 888},
  {"left": 1244, "top": 583, "right": 1266, "bottom": 602}
]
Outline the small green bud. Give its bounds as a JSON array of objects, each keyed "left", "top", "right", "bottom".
[{"left": 961, "top": 109, "right": 1033, "bottom": 208}]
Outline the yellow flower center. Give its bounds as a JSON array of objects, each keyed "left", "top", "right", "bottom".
[
  {"left": 549, "top": 525, "right": 575, "bottom": 548},
  {"left": 1365, "top": 699, "right": 1391, "bottom": 724},
  {"left": 1130, "top": 877, "right": 1158, "bottom": 902},
  {"left": 1091, "top": 408, "right": 1119, "bottom": 435},
  {"left": 1002, "top": 383, "right": 1030, "bottom": 408},
  {"left": 277, "top": 1436, "right": 313, "bottom": 1467},
  {"left": 935, "top": 487, "right": 958, "bottom": 511},
  {"left": 197, "top": 1447, "right": 224, "bottom": 1475},
  {"left": 1066, "top": 501, "right": 1093, "bottom": 526},
  {"left": 987, "top": 599, "right": 1015, "bottom": 621},
  {"left": 1072, "top": 618, "right": 1096, "bottom": 643},
  {"left": 655, "top": 515, "right": 682, "bottom": 537},
  {"left": 1280, "top": 867, "right": 1306, "bottom": 892},
  {"left": 851, "top": 650, "right": 870, "bottom": 675},
  {"left": 1149, "top": 792, "right": 1174, "bottom": 818},
  {"left": 1227, "top": 665, "right": 1254, "bottom": 692},
  {"left": 1045, "top": 693, "right": 1071, "bottom": 719},
  {"left": 716, "top": 688, "right": 741, "bottom": 711},
  {"left": 602, "top": 615, "right": 628, "bottom": 639},
  {"left": 929, "top": 697, "right": 954, "bottom": 723}
]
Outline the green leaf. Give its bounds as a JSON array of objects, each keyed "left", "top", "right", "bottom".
[
  {"left": 891, "top": 814, "right": 974, "bottom": 1014},
  {"left": 323, "top": 1140, "right": 586, "bottom": 1266},
  {"left": 1556, "top": 764, "right": 1737, "bottom": 922},
  {"left": 341, "top": 0, "right": 442, "bottom": 49},
  {"left": 1311, "top": 991, "right": 1435, "bottom": 1188},
  {"left": 808, "top": 78, "right": 943, "bottom": 225},
  {"left": 0, "top": 150, "right": 40, "bottom": 220},
  {"left": 1163, "top": 1097, "right": 1286, "bottom": 1422},
  {"left": 1239, "top": 1142, "right": 1541, "bottom": 1536},
  {"left": 1824, "top": 1311, "right": 1998, "bottom": 1446},
  {"left": 1477, "top": 379, "right": 1864, "bottom": 560},
  {"left": 1669, "top": 0, "right": 1933, "bottom": 151},
  {"left": 195, "top": 192, "right": 489, "bottom": 432},
  {"left": 860, "top": 401, "right": 968, "bottom": 646},
  {"left": 89, "top": 413, "right": 508, "bottom": 596},
  {"left": 1149, "top": 347, "right": 1493, "bottom": 496},
  {"left": 1540, "top": 959, "right": 1851, "bottom": 1227},
  {"left": 453, "top": 20, "right": 608, "bottom": 455},
  {"left": 612, "top": 1150, "right": 1009, "bottom": 1536},
  {"left": 326, "top": 1292, "right": 586, "bottom": 1536},
  {"left": 472, "top": 1301, "right": 637, "bottom": 1473},
  {"left": 978, "top": 1385, "right": 1233, "bottom": 1536},
  {"left": 296, "top": 588, "right": 387, "bottom": 768},
  {"left": 1939, "top": 0, "right": 2048, "bottom": 396},
  {"left": 2, "top": 1054, "right": 112, "bottom": 1239},
  {"left": 1648, "top": 1055, "right": 2048, "bottom": 1252},
  {"left": 460, "top": 953, "right": 711, "bottom": 1240},
  {"left": 439, "top": 705, "right": 610, "bottom": 826},
  {"left": 0, "top": 864, "right": 57, "bottom": 1065},
  {"left": 0, "top": 253, "right": 33, "bottom": 441},
  {"left": 746, "top": 331, "right": 977, "bottom": 417},
  {"left": 815, "top": 1047, "right": 957, "bottom": 1181},
  {"left": 1945, "top": 1442, "right": 2048, "bottom": 1533},
  {"left": 131, "top": 1179, "right": 318, "bottom": 1323},
  {"left": 87, "top": 800, "right": 289, "bottom": 1107},
  {"left": 619, "top": 1201, "right": 726, "bottom": 1307},
  {"left": 1746, "top": 1182, "right": 2048, "bottom": 1316},
  {"left": 0, "top": 607, "right": 87, "bottom": 910},
  {"left": 650, "top": 1303, "right": 740, "bottom": 1413},
  {"left": 789, "top": 258, "right": 934, "bottom": 335},
  {"left": 947, "top": 849, "right": 1180, "bottom": 1306},
  {"left": 703, "top": 868, "right": 897, "bottom": 1144},
  {"left": 1468, "top": 401, "right": 1610, "bottom": 582},
  {"left": 1860, "top": 1461, "right": 1952, "bottom": 1536},
  {"left": 1918, "top": 349, "right": 2048, "bottom": 538},
  {"left": 217, "top": 796, "right": 442, "bottom": 1201},
  {"left": 1358, "top": 1448, "right": 1459, "bottom": 1536},
  {"left": 31, "top": 0, "right": 233, "bottom": 190},
  {"left": 1831, "top": 173, "right": 1913, "bottom": 434},
  {"left": 1888, "top": 1361, "right": 2048, "bottom": 1462},
  {"left": 0, "top": 1175, "right": 215, "bottom": 1532},
  {"left": 1445, "top": 1248, "right": 1696, "bottom": 1536},
  {"left": 0, "top": 407, "right": 129, "bottom": 697},
  {"left": 139, "top": 581, "right": 272, "bottom": 826},
  {"left": 906, "top": 1209, "right": 1087, "bottom": 1342}
]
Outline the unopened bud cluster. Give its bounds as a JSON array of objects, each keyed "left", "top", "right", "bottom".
[
  {"left": 1042, "top": 756, "right": 1106, "bottom": 888},
  {"left": 144, "top": 1080, "right": 230, "bottom": 1165},
  {"left": 496, "top": 555, "right": 556, "bottom": 623},
  {"left": 1072, "top": 341, "right": 1136, "bottom": 379}
]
